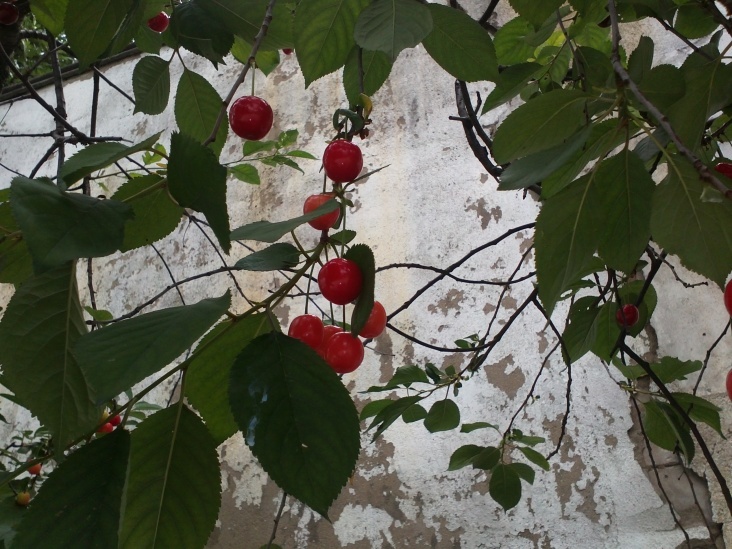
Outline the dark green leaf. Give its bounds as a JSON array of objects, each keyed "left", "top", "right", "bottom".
[
  {"left": 422, "top": 4, "right": 498, "bottom": 82},
  {"left": 12, "top": 430, "right": 129, "bottom": 549},
  {"left": 294, "top": 0, "right": 368, "bottom": 86},
  {"left": 424, "top": 363, "right": 443, "bottom": 383},
  {"left": 654, "top": 357, "right": 702, "bottom": 384},
  {"left": 119, "top": 406, "right": 221, "bottom": 549},
  {"left": 111, "top": 175, "right": 184, "bottom": 252},
  {"left": 562, "top": 296, "right": 602, "bottom": 363},
  {"left": 672, "top": 392, "right": 723, "bottom": 437},
  {"left": 368, "top": 395, "right": 423, "bottom": 439},
  {"left": 24, "top": 196, "right": 99, "bottom": 255},
  {"left": 134, "top": 23, "right": 164, "bottom": 54},
  {"left": 65, "top": 0, "right": 132, "bottom": 65},
  {"left": 198, "top": 0, "right": 294, "bottom": 51},
  {"left": 170, "top": 1, "right": 234, "bottom": 66},
  {"left": 424, "top": 399, "right": 460, "bottom": 433},
  {"left": 229, "top": 333, "right": 360, "bottom": 518},
  {"left": 636, "top": 64, "right": 685, "bottom": 113},
  {"left": 343, "top": 47, "right": 392, "bottom": 105},
  {"left": 643, "top": 400, "right": 695, "bottom": 463},
  {"left": 175, "top": 69, "right": 229, "bottom": 156},
  {"left": 230, "top": 199, "right": 338, "bottom": 242},
  {"left": 595, "top": 150, "right": 654, "bottom": 272},
  {"left": 229, "top": 164, "right": 261, "bottom": 185},
  {"left": 472, "top": 446, "right": 500, "bottom": 470},
  {"left": 590, "top": 301, "right": 621, "bottom": 361},
  {"left": 168, "top": 132, "right": 231, "bottom": 252},
  {"left": 460, "top": 421, "right": 498, "bottom": 433},
  {"left": 493, "top": 16, "right": 555, "bottom": 65},
  {"left": 512, "top": 433, "right": 545, "bottom": 447},
  {"left": 510, "top": 463, "right": 535, "bottom": 485},
  {"left": 31, "top": 0, "right": 68, "bottom": 36},
  {"left": 489, "top": 464, "right": 522, "bottom": 510},
  {"left": 674, "top": 3, "right": 718, "bottom": 39},
  {"left": 447, "top": 444, "right": 484, "bottom": 471},
  {"left": 651, "top": 155, "right": 732, "bottom": 287},
  {"left": 627, "top": 35, "right": 654, "bottom": 84},
  {"left": 354, "top": 0, "right": 433, "bottom": 60},
  {"left": 482, "top": 63, "right": 541, "bottom": 113},
  {"left": 517, "top": 446, "right": 550, "bottom": 471},
  {"left": 286, "top": 150, "right": 317, "bottom": 160},
  {"left": 132, "top": 56, "right": 171, "bottom": 115},
  {"left": 401, "top": 403, "right": 427, "bottom": 423},
  {"left": 0, "top": 263, "right": 98, "bottom": 448},
  {"left": 59, "top": 133, "right": 162, "bottom": 185},
  {"left": 509, "top": 0, "right": 563, "bottom": 29},
  {"left": 186, "top": 315, "right": 272, "bottom": 444},
  {"left": 234, "top": 243, "right": 300, "bottom": 271},
  {"left": 76, "top": 293, "right": 231, "bottom": 404},
  {"left": 359, "top": 399, "right": 393, "bottom": 421},
  {"left": 243, "top": 140, "right": 277, "bottom": 156},
  {"left": 492, "top": 89, "right": 591, "bottom": 164},
  {"left": 0, "top": 487, "right": 25, "bottom": 548},
  {"left": 344, "top": 244, "right": 375, "bottom": 336},
  {"left": 365, "top": 365, "right": 430, "bottom": 392},
  {"left": 0, "top": 203, "right": 32, "bottom": 284},
  {"left": 231, "top": 37, "right": 281, "bottom": 75}
]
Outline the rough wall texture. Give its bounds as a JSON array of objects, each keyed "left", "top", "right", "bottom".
[{"left": 0, "top": 5, "right": 731, "bottom": 548}]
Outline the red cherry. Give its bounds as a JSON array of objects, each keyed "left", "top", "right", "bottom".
[
  {"left": 317, "top": 325, "right": 343, "bottom": 357},
  {"left": 282, "top": 48, "right": 293, "bottom": 55},
  {"left": 714, "top": 162, "right": 732, "bottom": 179},
  {"left": 322, "top": 140, "right": 363, "bottom": 183},
  {"left": 147, "top": 12, "right": 169, "bottom": 33},
  {"left": 616, "top": 303, "right": 639, "bottom": 328},
  {"left": 324, "top": 332, "right": 364, "bottom": 374},
  {"left": 97, "top": 422, "right": 114, "bottom": 434},
  {"left": 229, "top": 96, "right": 274, "bottom": 141},
  {"left": 288, "top": 314, "right": 324, "bottom": 349},
  {"left": 726, "top": 369, "right": 732, "bottom": 401},
  {"left": 359, "top": 301, "right": 387, "bottom": 338},
  {"left": 724, "top": 280, "right": 732, "bottom": 316},
  {"left": 27, "top": 463, "right": 42, "bottom": 476},
  {"left": 318, "top": 258, "right": 363, "bottom": 305},
  {"left": 0, "top": 3, "right": 19, "bottom": 25},
  {"left": 303, "top": 193, "right": 339, "bottom": 231},
  {"left": 109, "top": 414, "right": 122, "bottom": 426}
]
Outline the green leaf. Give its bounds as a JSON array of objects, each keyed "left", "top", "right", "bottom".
[
  {"left": 509, "top": 462, "right": 535, "bottom": 484},
  {"left": 169, "top": 1, "right": 234, "bottom": 66},
  {"left": 448, "top": 444, "right": 484, "bottom": 471},
  {"left": 401, "top": 403, "right": 427, "bottom": 423},
  {"left": 330, "top": 229, "right": 357, "bottom": 245},
  {"left": 64, "top": 0, "right": 132, "bottom": 66},
  {"left": 294, "top": 0, "right": 368, "bottom": 86},
  {"left": 366, "top": 365, "right": 430, "bottom": 392},
  {"left": 185, "top": 315, "right": 272, "bottom": 444},
  {"left": 12, "top": 430, "right": 129, "bottom": 549},
  {"left": 518, "top": 446, "right": 550, "bottom": 471},
  {"left": 59, "top": 132, "right": 162, "bottom": 185},
  {"left": 168, "top": 132, "right": 231, "bottom": 253},
  {"left": 342, "top": 47, "right": 392, "bottom": 105},
  {"left": 234, "top": 243, "right": 300, "bottom": 271},
  {"left": 562, "top": 296, "right": 601, "bottom": 363},
  {"left": 651, "top": 155, "right": 732, "bottom": 287},
  {"left": 424, "top": 399, "right": 460, "bottom": 433},
  {"left": 31, "top": 0, "right": 68, "bottom": 37},
  {"left": 176, "top": 69, "right": 229, "bottom": 156},
  {"left": 229, "top": 164, "right": 261, "bottom": 185},
  {"left": 482, "top": 63, "right": 542, "bottom": 114},
  {"left": 132, "top": 56, "right": 171, "bottom": 115},
  {"left": 344, "top": 244, "right": 375, "bottom": 336},
  {"left": 590, "top": 301, "right": 621, "bottom": 361},
  {"left": 493, "top": 16, "right": 555, "bottom": 65},
  {"left": 472, "top": 446, "right": 501, "bottom": 470},
  {"left": 595, "top": 150, "right": 654, "bottom": 272},
  {"left": 535, "top": 172, "right": 601, "bottom": 313},
  {"left": 498, "top": 127, "right": 591, "bottom": 190},
  {"left": 10, "top": 178, "right": 133, "bottom": 273},
  {"left": 636, "top": 64, "right": 685, "bottom": 114},
  {"left": 243, "top": 140, "right": 277, "bottom": 156},
  {"left": 76, "top": 292, "right": 231, "bottom": 404},
  {"left": 84, "top": 307, "right": 114, "bottom": 321},
  {"left": 512, "top": 433, "right": 545, "bottom": 447},
  {"left": 672, "top": 392, "right": 723, "bottom": 437},
  {"left": 229, "top": 333, "right": 360, "bottom": 518},
  {"left": 368, "top": 395, "right": 423, "bottom": 439},
  {"left": 627, "top": 35, "right": 654, "bottom": 84},
  {"left": 119, "top": 406, "right": 221, "bottom": 549},
  {"left": 654, "top": 357, "right": 702, "bottom": 384},
  {"left": 353, "top": 0, "right": 433, "bottom": 60},
  {"left": 492, "top": 89, "right": 591, "bottom": 164},
  {"left": 0, "top": 203, "right": 32, "bottom": 284},
  {"left": 111, "top": 175, "right": 183, "bottom": 252},
  {"left": 0, "top": 263, "right": 98, "bottom": 448},
  {"left": 0, "top": 487, "right": 25, "bottom": 548},
  {"left": 197, "top": 0, "right": 294, "bottom": 51},
  {"left": 230, "top": 199, "right": 338, "bottom": 242},
  {"left": 460, "top": 421, "right": 498, "bottom": 433},
  {"left": 674, "top": 3, "right": 718, "bottom": 39},
  {"left": 642, "top": 400, "right": 695, "bottom": 463},
  {"left": 359, "top": 399, "right": 393, "bottom": 421},
  {"left": 509, "top": 0, "right": 564, "bottom": 29},
  {"left": 489, "top": 464, "right": 522, "bottom": 510},
  {"left": 421, "top": 4, "right": 498, "bottom": 82},
  {"left": 231, "top": 37, "right": 281, "bottom": 75},
  {"left": 134, "top": 23, "right": 165, "bottom": 54}
]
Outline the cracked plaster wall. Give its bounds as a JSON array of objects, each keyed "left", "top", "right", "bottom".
[{"left": 1, "top": 4, "right": 731, "bottom": 548}]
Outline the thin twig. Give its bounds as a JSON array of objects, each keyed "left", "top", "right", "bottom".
[{"left": 267, "top": 491, "right": 288, "bottom": 548}]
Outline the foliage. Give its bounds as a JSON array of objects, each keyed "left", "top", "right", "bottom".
[{"left": 0, "top": 0, "right": 731, "bottom": 546}]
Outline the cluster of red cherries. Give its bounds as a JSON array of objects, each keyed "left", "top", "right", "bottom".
[{"left": 227, "top": 86, "right": 385, "bottom": 374}]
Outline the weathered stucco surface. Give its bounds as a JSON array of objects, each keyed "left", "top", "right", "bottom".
[{"left": 1, "top": 4, "right": 731, "bottom": 548}]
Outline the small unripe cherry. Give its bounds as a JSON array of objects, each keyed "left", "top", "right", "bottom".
[{"left": 15, "top": 491, "right": 30, "bottom": 506}]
